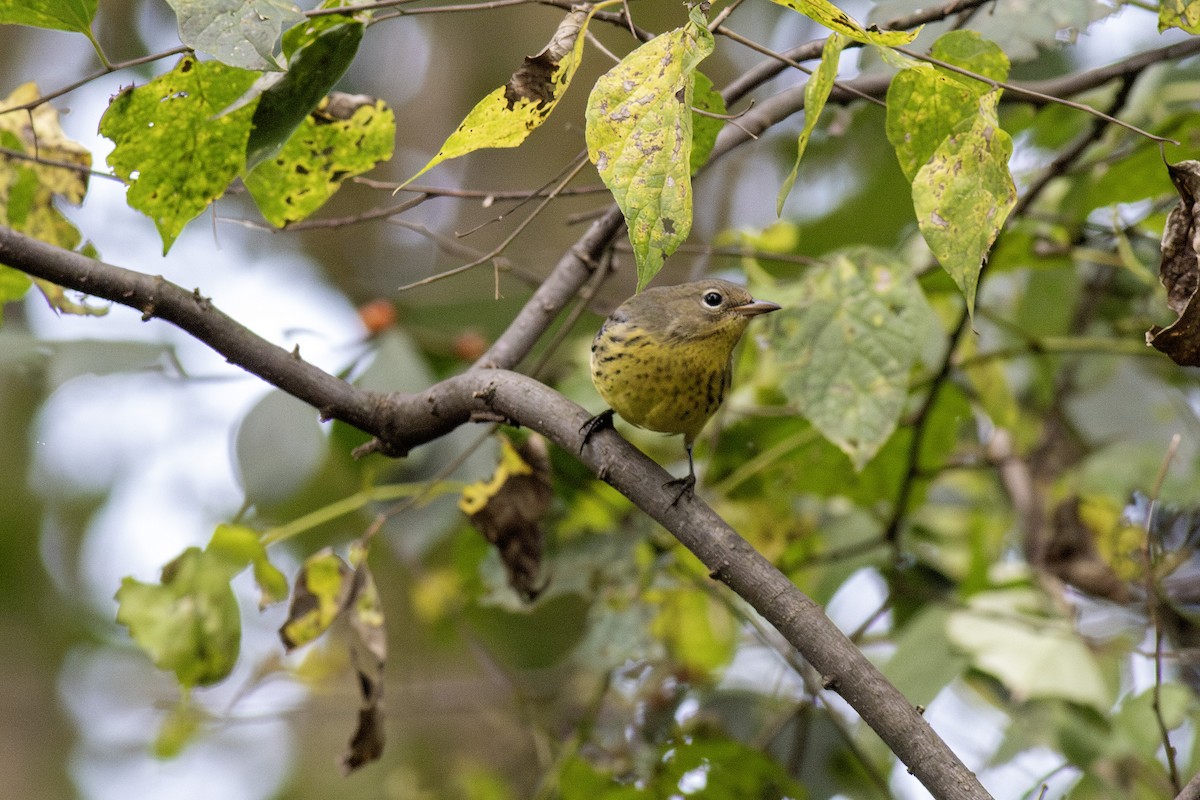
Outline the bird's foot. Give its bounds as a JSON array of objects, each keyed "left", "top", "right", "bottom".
[
  {"left": 579, "top": 409, "right": 615, "bottom": 454},
  {"left": 664, "top": 473, "right": 696, "bottom": 507}
]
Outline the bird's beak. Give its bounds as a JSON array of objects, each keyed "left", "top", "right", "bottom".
[{"left": 735, "top": 298, "right": 782, "bottom": 317}]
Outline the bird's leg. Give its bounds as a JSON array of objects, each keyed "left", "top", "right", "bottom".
[
  {"left": 664, "top": 442, "right": 697, "bottom": 506},
  {"left": 579, "top": 408, "right": 616, "bottom": 453}
]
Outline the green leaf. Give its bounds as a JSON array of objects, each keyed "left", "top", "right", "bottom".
[
  {"left": 165, "top": 0, "right": 304, "bottom": 70},
  {"left": 1111, "top": 685, "right": 1193, "bottom": 758},
  {"left": 0, "top": 0, "right": 96, "bottom": 34},
  {"left": 245, "top": 94, "right": 395, "bottom": 226},
  {"left": 234, "top": 389, "right": 326, "bottom": 508},
  {"left": 560, "top": 738, "right": 805, "bottom": 800},
  {"left": 0, "top": 265, "right": 32, "bottom": 319},
  {"left": 886, "top": 30, "right": 1009, "bottom": 182},
  {"left": 402, "top": 7, "right": 592, "bottom": 186},
  {"left": 767, "top": 248, "right": 933, "bottom": 469},
  {"left": 946, "top": 588, "right": 1112, "bottom": 712},
  {"left": 881, "top": 606, "right": 967, "bottom": 706},
  {"left": 1160, "top": 0, "right": 1200, "bottom": 33},
  {"left": 209, "top": 523, "right": 288, "bottom": 607},
  {"left": 912, "top": 91, "right": 1016, "bottom": 316},
  {"left": 100, "top": 56, "right": 259, "bottom": 253},
  {"left": 769, "top": 0, "right": 919, "bottom": 45},
  {"left": 648, "top": 586, "right": 735, "bottom": 673},
  {"left": 153, "top": 695, "right": 204, "bottom": 758},
  {"left": 585, "top": 5, "right": 714, "bottom": 290},
  {"left": 777, "top": 31, "right": 846, "bottom": 214},
  {"left": 689, "top": 71, "right": 725, "bottom": 175},
  {"left": 115, "top": 544, "right": 243, "bottom": 687},
  {"left": 245, "top": 18, "right": 364, "bottom": 170}
]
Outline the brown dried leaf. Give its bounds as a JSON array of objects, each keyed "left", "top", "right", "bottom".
[
  {"left": 342, "top": 545, "right": 386, "bottom": 774},
  {"left": 459, "top": 435, "right": 552, "bottom": 601},
  {"left": 1042, "top": 497, "right": 1132, "bottom": 603},
  {"left": 504, "top": 9, "right": 586, "bottom": 110},
  {"left": 1147, "top": 160, "right": 1200, "bottom": 365}
]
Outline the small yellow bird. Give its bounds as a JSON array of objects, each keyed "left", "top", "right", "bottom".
[{"left": 582, "top": 279, "right": 781, "bottom": 501}]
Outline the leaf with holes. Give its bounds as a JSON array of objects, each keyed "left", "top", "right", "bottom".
[
  {"left": 246, "top": 93, "right": 395, "bottom": 226},
  {"left": 1160, "top": 0, "right": 1200, "bottom": 33},
  {"left": 886, "top": 30, "right": 1009, "bottom": 182},
  {"left": 100, "top": 56, "right": 259, "bottom": 252}
]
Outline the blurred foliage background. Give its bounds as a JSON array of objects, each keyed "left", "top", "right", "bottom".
[{"left": 5, "top": 1, "right": 1200, "bottom": 799}]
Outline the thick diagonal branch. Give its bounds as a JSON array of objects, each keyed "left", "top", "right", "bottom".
[{"left": 1, "top": 224, "right": 992, "bottom": 799}]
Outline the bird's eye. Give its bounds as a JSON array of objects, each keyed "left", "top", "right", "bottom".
[{"left": 702, "top": 290, "right": 723, "bottom": 308}]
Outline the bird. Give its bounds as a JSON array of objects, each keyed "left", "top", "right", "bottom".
[{"left": 581, "top": 278, "right": 781, "bottom": 503}]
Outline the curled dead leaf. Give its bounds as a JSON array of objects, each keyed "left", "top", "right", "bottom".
[
  {"left": 1147, "top": 160, "right": 1200, "bottom": 365},
  {"left": 459, "top": 435, "right": 552, "bottom": 601},
  {"left": 505, "top": 9, "right": 587, "bottom": 110},
  {"left": 1042, "top": 497, "right": 1133, "bottom": 603}
]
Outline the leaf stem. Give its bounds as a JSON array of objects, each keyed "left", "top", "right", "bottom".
[{"left": 260, "top": 481, "right": 462, "bottom": 546}]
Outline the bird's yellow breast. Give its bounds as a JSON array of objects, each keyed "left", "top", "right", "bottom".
[{"left": 590, "top": 317, "right": 737, "bottom": 444}]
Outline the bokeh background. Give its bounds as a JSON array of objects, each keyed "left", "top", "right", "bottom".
[{"left": 2, "top": 1, "right": 1198, "bottom": 799}]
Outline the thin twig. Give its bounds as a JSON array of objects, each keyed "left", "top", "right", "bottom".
[
  {"left": 0, "top": 46, "right": 190, "bottom": 113},
  {"left": 219, "top": 194, "right": 430, "bottom": 232},
  {"left": 397, "top": 153, "right": 589, "bottom": 294},
  {"left": 1145, "top": 434, "right": 1183, "bottom": 794},
  {"left": 894, "top": 46, "right": 1177, "bottom": 145},
  {"left": 358, "top": 176, "right": 609, "bottom": 199},
  {"left": 716, "top": 26, "right": 885, "bottom": 109}
]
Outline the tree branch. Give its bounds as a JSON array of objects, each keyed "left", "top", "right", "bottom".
[{"left": 0, "top": 223, "right": 992, "bottom": 799}]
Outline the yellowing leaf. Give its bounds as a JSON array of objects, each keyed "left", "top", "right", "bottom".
[
  {"left": 100, "top": 56, "right": 259, "bottom": 253},
  {"left": 777, "top": 31, "right": 846, "bottom": 214},
  {"left": 458, "top": 436, "right": 535, "bottom": 515},
  {"left": 1160, "top": 0, "right": 1200, "bottom": 33},
  {"left": 460, "top": 435, "right": 552, "bottom": 601},
  {"left": 585, "top": 5, "right": 714, "bottom": 289},
  {"left": 912, "top": 91, "right": 1016, "bottom": 316},
  {"left": 246, "top": 94, "right": 395, "bottom": 226},
  {"left": 280, "top": 548, "right": 352, "bottom": 649},
  {"left": 769, "top": 0, "right": 919, "bottom": 46},
  {"left": 886, "top": 31, "right": 1010, "bottom": 182},
  {"left": 0, "top": 82, "right": 96, "bottom": 289},
  {"left": 401, "top": 8, "right": 592, "bottom": 186}
]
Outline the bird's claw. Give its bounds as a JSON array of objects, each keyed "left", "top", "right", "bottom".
[
  {"left": 664, "top": 474, "right": 696, "bottom": 507},
  {"left": 579, "top": 409, "right": 615, "bottom": 454}
]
